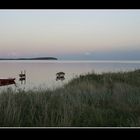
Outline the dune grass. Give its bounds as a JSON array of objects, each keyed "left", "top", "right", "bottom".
[{"left": 0, "top": 69, "right": 140, "bottom": 127}]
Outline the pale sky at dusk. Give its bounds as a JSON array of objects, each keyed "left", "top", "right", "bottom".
[{"left": 0, "top": 10, "right": 140, "bottom": 60}]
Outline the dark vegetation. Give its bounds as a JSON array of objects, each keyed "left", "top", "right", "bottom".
[{"left": 0, "top": 69, "right": 140, "bottom": 127}]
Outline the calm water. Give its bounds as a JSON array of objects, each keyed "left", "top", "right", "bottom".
[{"left": 0, "top": 60, "right": 140, "bottom": 90}]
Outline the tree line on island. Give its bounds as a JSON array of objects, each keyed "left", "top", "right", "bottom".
[{"left": 0, "top": 57, "right": 58, "bottom": 60}]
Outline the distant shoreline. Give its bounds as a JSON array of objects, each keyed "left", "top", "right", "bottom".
[{"left": 0, "top": 57, "right": 58, "bottom": 60}]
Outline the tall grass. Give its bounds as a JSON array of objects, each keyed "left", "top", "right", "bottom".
[{"left": 0, "top": 69, "right": 140, "bottom": 127}]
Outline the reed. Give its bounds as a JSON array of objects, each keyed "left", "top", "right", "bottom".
[{"left": 0, "top": 69, "right": 140, "bottom": 127}]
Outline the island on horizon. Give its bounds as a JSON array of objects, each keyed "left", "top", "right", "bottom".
[{"left": 0, "top": 57, "right": 58, "bottom": 60}]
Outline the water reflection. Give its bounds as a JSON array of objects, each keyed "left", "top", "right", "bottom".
[{"left": 19, "top": 77, "right": 26, "bottom": 84}]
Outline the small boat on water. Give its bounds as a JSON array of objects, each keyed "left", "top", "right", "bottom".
[
  {"left": 19, "top": 70, "right": 26, "bottom": 77},
  {"left": 56, "top": 72, "right": 65, "bottom": 76},
  {"left": 56, "top": 72, "right": 65, "bottom": 81},
  {"left": 19, "top": 74, "right": 26, "bottom": 77},
  {"left": 0, "top": 78, "right": 16, "bottom": 86}
]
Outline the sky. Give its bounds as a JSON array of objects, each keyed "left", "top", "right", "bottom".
[{"left": 0, "top": 9, "right": 140, "bottom": 60}]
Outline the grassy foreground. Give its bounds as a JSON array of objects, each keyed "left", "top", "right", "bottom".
[{"left": 0, "top": 69, "right": 140, "bottom": 127}]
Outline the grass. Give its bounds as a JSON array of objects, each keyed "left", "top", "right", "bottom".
[{"left": 0, "top": 69, "right": 140, "bottom": 127}]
